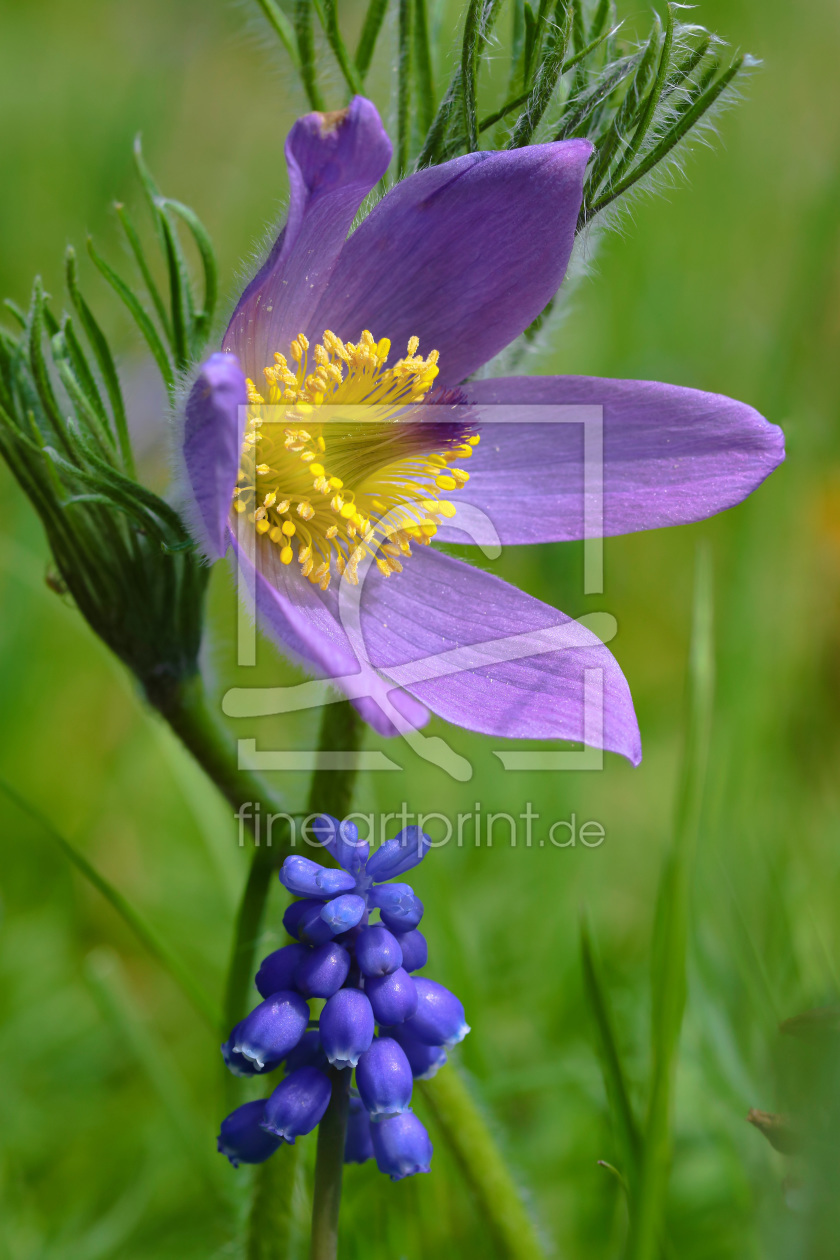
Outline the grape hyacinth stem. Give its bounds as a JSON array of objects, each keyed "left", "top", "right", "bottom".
[{"left": 310, "top": 1067, "right": 352, "bottom": 1260}]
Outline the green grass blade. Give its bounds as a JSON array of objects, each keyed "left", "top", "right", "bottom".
[
  {"left": 627, "top": 543, "right": 715, "bottom": 1260},
  {"left": 295, "top": 0, "right": 325, "bottom": 110},
  {"left": 86, "top": 237, "right": 176, "bottom": 393},
  {"left": 84, "top": 947, "right": 223, "bottom": 1191},
  {"left": 590, "top": 56, "right": 746, "bottom": 216},
  {"left": 253, "top": 0, "right": 301, "bottom": 68},
  {"left": 461, "top": 0, "right": 483, "bottom": 152},
  {"left": 319, "top": 0, "right": 364, "bottom": 95},
  {"left": 397, "top": 0, "right": 413, "bottom": 174},
  {"left": 413, "top": 0, "right": 435, "bottom": 134},
  {"left": 64, "top": 246, "right": 135, "bottom": 476},
  {"left": 0, "top": 777, "right": 219, "bottom": 1030},
  {"left": 419, "top": 1067, "right": 547, "bottom": 1260},
  {"left": 158, "top": 198, "right": 219, "bottom": 352},
  {"left": 115, "top": 201, "right": 173, "bottom": 344},
  {"left": 355, "top": 0, "right": 389, "bottom": 78},
  {"left": 580, "top": 917, "right": 642, "bottom": 1190}
]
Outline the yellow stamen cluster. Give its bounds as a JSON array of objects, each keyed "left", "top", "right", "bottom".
[{"left": 233, "top": 330, "right": 478, "bottom": 591}]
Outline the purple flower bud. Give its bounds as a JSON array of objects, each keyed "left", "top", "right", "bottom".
[
  {"left": 285, "top": 1029, "right": 327, "bottom": 1074},
  {"left": 320, "top": 893, "right": 366, "bottom": 933},
  {"left": 255, "top": 943, "right": 309, "bottom": 997},
  {"left": 403, "top": 979, "right": 469, "bottom": 1048},
  {"left": 371, "top": 1112, "right": 433, "bottom": 1180},
  {"left": 344, "top": 1094, "right": 374, "bottom": 1164},
  {"left": 388, "top": 1024, "right": 447, "bottom": 1079},
  {"left": 356, "top": 1037, "right": 413, "bottom": 1117},
  {"left": 392, "top": 929, "right": 427, "bottom": 973},
  {"left": 312, "top": 814, "right": 370, "bottom": 875},
  {"left": 320, "top": 988, "right": 374, "bottom": 1068},
  {"left": 221, "top": 1023, "right": 277, "bottom": 1077},
  {"left": 261, "top": 1066, "right": 332, "bottom": 1143},
  {"left": 365, "top": 968, "right": 418, "bottom": 1025},
  {"left": 366, "top": 827, "right": 431, "bottom": 882},
  {"left": 370, "top": 883, "right": 424, "bottom": 930},
  {"left": 232, "top": 991, "right": 310, "bottom": 1071},
  {"left": 298, "top": 901, "right": 339, "bottom": 946},
  {"left": 355, "top": 924, "right": 403, "bottom": 977},
  {"left": 295, "top": 941, "right": 351, "bottom": 998},
  {"left": 280, "top": 855, "right": 356, "bottom": 899},
  {"left": 218, "top": 1100, "right": 281, "bottom": 1167},
  {"left": 283, "top": 898, "right": 329, "bottom": 942}
]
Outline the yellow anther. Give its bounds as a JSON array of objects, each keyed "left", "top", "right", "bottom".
[
  {"left": 328, "top": 477, "right": 343, "bottom": 490},
  {"left": 256, "top": 518, "right": 270, "bottom": 534},
  {"left": 376, "top": 338, "right": 391, "bottom": 360},
  {"left": 297, "top": 501, "right": 315, "bottom": 520},
  {"left": 290, "top": 339, "right": 303, "bottom": 361},
  {"left": 438, "top": 501, "right": 457, "bottom": 518},
  {"left": 309, "top": 462, "right": 325, "bottom": 477},
  {"left": 339, "top": 502, "right": 356, "bottom": 519},
  {"left": 281, "top": 521, "right": 296, "bottom": 537},
  {"left": 376, "top": 557, "right": 392, "bottom": 577},
  {"left": 264, "top": 491, "right": 277, "bottom": 507},
  {"left": 276, "top": 500, "right": 290, "bottom": 514},
  {"left": 256, "top": 463, "right": 270, "bottom": 475},
  {"left": 407, "top": 336, "right": 419, "bottom": 356},
  {"left": 468, "top": 434, "right": 480, "bottom": 445},
  {"left": 331, "top": 495, "right": 345, "bottom": 512},
  {"left": 280, "top": 545, "right": 293, "bottom": 565},
  {"left": 325, "top": 524, "right": 338, "bottom": 539},
  {"left": 233, "top": 500, "right": 247, "bottom": 513},
  {"left": 269, "top": 526, "right": 283, "bottom": 543},
  {"left": 436, "top": 475, "right": 457, "bottom": 491},
  {"left": 317, "top": 435, "right": 326, "bottom": 452}
]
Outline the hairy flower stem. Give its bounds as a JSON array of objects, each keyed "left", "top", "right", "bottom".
[
  {"left": 310, "top": 1066, "right": 352, "bottom": 1260},
  {"left": 419, "top": 1068, "right": 547, "bottom": 1260}
]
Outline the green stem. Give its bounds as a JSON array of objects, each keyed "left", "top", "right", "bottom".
[
  {"left": 309, "top": 1067, "right": 352, "bottom": 1260},
  {"left": 420, "top": 1067, "right": 547, "bottom": 1260}
]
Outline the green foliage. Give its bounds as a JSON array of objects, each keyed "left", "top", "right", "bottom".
[{"left": 0, "top": 154, "right": 212, "bottom": 699}]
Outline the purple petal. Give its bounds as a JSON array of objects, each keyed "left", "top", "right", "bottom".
[
  {"left": 223, "top": 97, "right": 392, "bottom": 381},
  {"left": 308, "top": 141, "right": 591, "bottom": 385},
  {"left": 231, "top": 528, "right": 430, "bottom": 737},
  {"left": 353, "top": 546, "right": 641, "bottom": 763},
  {"left": 439, "top": 376, "right": 785, "bottom": 545},
  {"left": 181, "top": 353, "right": 247, "bottom": 559}
]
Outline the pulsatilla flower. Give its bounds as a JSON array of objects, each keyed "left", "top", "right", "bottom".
[{"left": 181, "top": 97, "right": 784, "bottom": 762}]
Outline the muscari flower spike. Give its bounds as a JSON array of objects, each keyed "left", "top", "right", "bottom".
[
  {"left": 181, "top": 95, "right": 785, "bottom": 763},
  {"left": 216, "top": 814, "right": 466, "bottom": 1180}
]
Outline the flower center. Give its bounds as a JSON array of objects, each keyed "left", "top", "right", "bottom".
[{"left": 233, "top": 329, "right": 477, "bottom": 591}]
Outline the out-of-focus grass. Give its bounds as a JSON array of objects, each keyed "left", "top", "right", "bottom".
[{"left": 2, "top": 0, "right": 840, "bottom": 1256}]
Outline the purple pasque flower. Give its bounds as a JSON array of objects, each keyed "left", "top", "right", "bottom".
[{"left": 182, "top": 96, "right": 784, "bottom": 763}]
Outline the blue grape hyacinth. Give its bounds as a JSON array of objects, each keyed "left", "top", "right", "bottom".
[{"left": 216, "top": 815, "right": 469, "bottom": 1181}]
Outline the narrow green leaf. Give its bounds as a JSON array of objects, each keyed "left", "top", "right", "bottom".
[
  {"left": 590, "top": 56, "right": 745, "bottom": 217},
  {"left": 553, "top": 52, "right": 638, "bottom": 141},
  {"left": 616, "top": 3, "right": 675, "bottom": 179},
  {"left": 85, "top": 948, "right": 223, "bottom": 1191},
  {"left": 355, "top": 0, "right": 389, "bottom": 78},
  {"left": 318, "top": 0, "right": 363, "bottom": 95},
  {"left": 420, "top": 1067, "right": 547, "bottom": 1260},
  {"left": 253, "top": 0, "right": 301, "bottom": 67},
  {"left": 583, "top": 19, "right": 661, "bottom": 202},
  {"left": 295, "top": 0, "right": 325, "bottom": 110},
  {"left": 158, "top": 198, "right": 218, "bottom": 351},
  {"left": 506, "top": 4, "right": 573, "bottom": 147},
  {"left": 461, "top": 0, "right": 483, "bottom": 152},
  {"left": 3, "top": 298, "right": 28, "bottom": 329},
  {"left": 627, "top": 544, "right": 714, "bottom": 1260},
  {"left": 115, "top": 200, "right": 173, "bottom": 343},
  {"left": 65, "top": 246, "right": 135, "bottom": 476},
  {"left": 581, "top": 917, "right": 642, "bottom": 1192},
  {"left": 522, "top": 2, "right": 538, "bottom": 85},
  {"left": 397, "top": 0, "right": 413, "bottom": 174},
  {"left": 60, "top": 316, "right": 110, "bottom": 429},
  {"left": 26, "top": 279, "right": 68, "bottom": 447},
  {"left": 86, "top": 237, "right": 176, "bottom": 392},
  {"left": 51, "top": 332, "right": 118, "bottom": 457},
  {"left": 413, "top": 0, "right": 435, "bottom": 134},
  {"left": 417, "top": 72, "right": 462, "bottom": 166},
  {"left": 571, "top": 0, "right": 585, "bottom": 52},
  {"left": 132, "top": 134, "right": 166, "bottom": 249},
  {"left": 157, "top": 209, "right": 191, "bottom": 371},
  {"left": 0, "top": 778, "right": 219, "bottom": 1029},
  {"left": 589, "top": 0, "right": 611, "bottom": 40}
]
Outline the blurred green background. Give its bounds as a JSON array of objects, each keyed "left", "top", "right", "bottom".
[{"left": 2, "top": 0, "right": 840, "bottom": 1256}]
